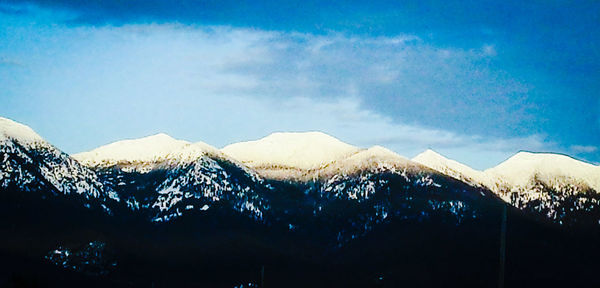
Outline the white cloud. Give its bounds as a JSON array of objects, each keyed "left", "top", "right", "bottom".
[
  {"left": 1, "top": 23, "right": 546, "bottom": 168},
  {"left": 570, "top": 145, "right": 598, "bottom": 154},
  {"left": 0, "top": 56, "right": 23, "bottom": 67}
]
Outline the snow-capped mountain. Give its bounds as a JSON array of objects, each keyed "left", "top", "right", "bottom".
[
  {"left": 0, "top": 117, "right": 118, "bottom": 204},
  {"left": 221, "top": 132, "right": 361, "bottom": 179},
  {"left": 314, "top": 145, "right": 423, "bottom": 179},
  {"left": 221, "top": 132, "right": 430, "bottom": 181},
  {"left": 413, "top": 149, "right": 600, "bottom": 225},
  {"left": 485, "top": 151, "right": 600, "bottom": 194},
  {"left": 3, "top": 116, "right": 600, "bottom": 287},
  {"left": 221, "top": 137, "right": 497, "bottom": 244},
  {"left": 146, "top": 155, "right": 269, "bottom": 222},
  {"left": 482, "top": 152, "right": 600, "bottom": 224},
  {"left": 412, "top": 149, "right": 487, "bottom": 188},
  {"left": 0, "top": 117, "right": 45, "bottom": 144},
  {"left": 73, "top": 133, "right": 225, "bottom": 173},
  {"left": 5, "top": 115, "right": 600, "bottom": 227},
  {"left": 414, "top": 149, "right": 600, "bottom": 197},
  {"left": 74, "top": 133, "right": 269, "bottom": 222}
]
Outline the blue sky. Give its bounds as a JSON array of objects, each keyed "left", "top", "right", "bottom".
[{"left": 0, "top": 0, "right": 598, "bottom": 169}]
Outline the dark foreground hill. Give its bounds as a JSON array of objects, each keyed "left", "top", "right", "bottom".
[{"left": 1, "top": 170, "right": 600, "bottom": 288}]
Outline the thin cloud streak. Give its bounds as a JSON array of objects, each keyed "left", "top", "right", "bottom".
[{"left": 570, "top": 145, "right": 598, "bottom": 154}]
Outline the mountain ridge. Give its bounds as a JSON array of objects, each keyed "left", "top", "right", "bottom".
[
  {"left": 73, "top": 133, "right": 233, "bottom": 173},
  {"left": 2, "top": 116, "right": 600, "bottom": 287},
  {"left": 221, "top": 131, "right": 361, "bottom": 171},
  {"left": 413, "top": 149, "right": 600, "bottom": 194},
  {"left": 3, "top": 116, "right": 600, "bottom": 226}
]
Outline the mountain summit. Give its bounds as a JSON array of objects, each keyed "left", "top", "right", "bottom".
[
  {"left": 485, "top": 151, "right": 600, "bottom": 192},
  {"left": 0, "top": 117, "right": 45, "bottom": 145},
  {"left": 414, "top": 149, "right": 600, "bottom": 194},
  {"left": 73, "top": 133, "right": 222, "bottom": 172},
  {"left": 221, "top": 132, "right": 421, "bottom": 181},
  {"left": 0, "top": 117, "right": 116, "bottom": 203},
  {"left": 222, "top": 131, "right": 361, "bottom": 170},
  {"left": 412, "top": 149, "right": 487, "bottom": 187}
]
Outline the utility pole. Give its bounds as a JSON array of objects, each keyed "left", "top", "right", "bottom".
[
  {"left": 498, "top": 204, "right": 507, "bottom": 288},
  {"left": 260, "top": 265, "right": 265, "bottom": 288}
]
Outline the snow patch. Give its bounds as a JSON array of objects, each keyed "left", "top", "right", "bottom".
[
  {"left": 412, "top": 149, "right": 488, "bottom": 187},
  {"left": 0, "top": 117, "right": 45, "bottom": 145}
]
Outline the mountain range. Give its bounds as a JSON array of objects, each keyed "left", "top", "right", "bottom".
[{"left": 1, "top": 116, "right": 599, "bottom": 288}]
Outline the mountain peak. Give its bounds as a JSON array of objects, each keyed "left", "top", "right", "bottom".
[
  {"left": 485, "top": 151, "right": 600, "bottom": 190},
  {"left": 412, "top": 149, "right": 487, "bottom": 187},
  {"left": 335, "top": 145, "right": 409, "bottom": 168},
  {"left": 81, "top": 133, "right": 189, "bottom": 153},
  {"left": 222, "top": 131, "right": 360, "bottom": 170},
  {"left": 414, "top": 149, "right": 444, "bottom": 160},
  {"left": 490, "top": 151, "right": 599, "bottom": 172},
  {"left": 261, "top": 131, "right": 348, "bottom": 145},
  {"left": 145, "top": 132, "right": 177, "bottom": 140},
  {"left": 0, "top": 117, "right": 45, "bottom": 145},
  {"left": 362, "top": 145, "right": 405, "bottom": 159},
  {"left": 72, "top": 133, "right": 216, "bottom": 169},
  {"left": 140, "top": 133, "right": 197, "bottom": 149},
  {"left": 412, "top": 149, "right": 456, "bottom": 167}
]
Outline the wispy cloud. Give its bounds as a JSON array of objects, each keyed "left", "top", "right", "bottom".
[
  {"left": 570, "top": 145, "right": 598, "bottom": 154},
  {"left": 0, "top": 56, "right": 23, "bottom": 67},
  {"left": 103, "top": 26, "right": 530, "bottom": 138}
]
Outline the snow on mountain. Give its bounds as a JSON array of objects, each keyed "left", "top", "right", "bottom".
[
  {"left": 0, "top": 117, "right": 116, "bottom": 203},
  {"left": 482, "top": 152, "right": 600, "bottom": 225},
  {"left": 73, "top": 133, "right": 226, "bottom": 172},
  {"left": 0, "top": 117, "right": 45, "bottom": 146},
  {"left": 412, "top": 148, "right": 600, "bottom": 224},
  {"left": 318, "top": 145, "right": 417, "bottom": 178},
  {"left": 222, "top": 133, "right": 439, "bottom": 181},
  {"left": 5, "top": 115, "right": 599, "bottom": 226},
  {"left": 413, "top": 149, "right": 600, "bottom": 196},
  {"left": 485, "top": 151, "right": 600, "bottom": 197},
  {"left": 412, "top": 149, "right": 488, "bottom": 187},
  {"left": 317, "top": 146, "right": 440, "bottom": 201},
  {"left": 74, "top": 133, "right": 190, "bottom": 165},
  {"left": 74, "top": 133, "right": 268, "bottom": 222},
  {"left": 221, "top": 132, "right": 361, "bottom": 171},
  {"left": 149, "top": 154, "right": 268, "bottom": 222}
]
